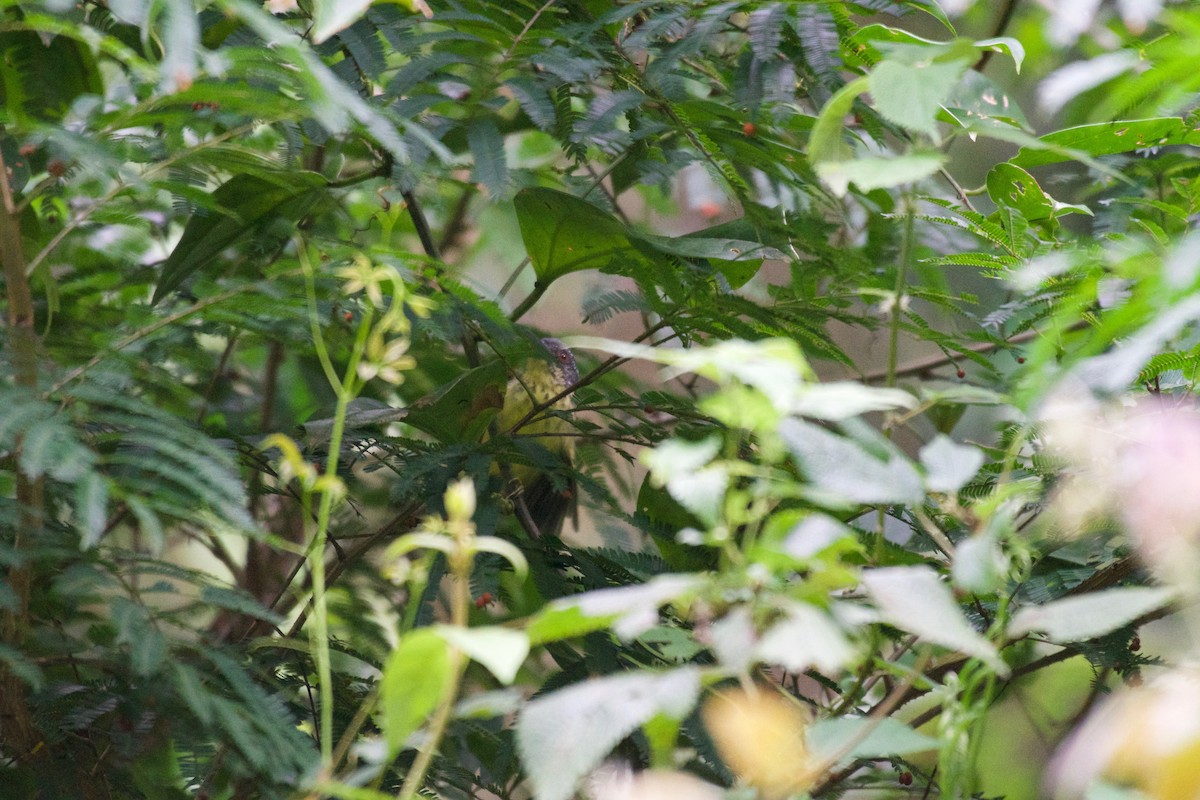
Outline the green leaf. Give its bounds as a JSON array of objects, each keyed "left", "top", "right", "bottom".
[
  {"left": 0, "top": 29, "right": 103, "bottom": 123},
  {"left": 1009, "top": 587, "right": 1176, "bottom": 643},
  {"left": 987, "top": 163, "right": 1054, "bottom": 221},
  {"left": 755, "top": 602, "right": 854, "bottom": 673},
  {"left": 941, "top": 70, "right": 1031, "bottom": 132},
  {"left": 919, "top": 435, "right": 985, "bottom": 493},
  {"left": 526, "top": 575, "right": 699, "bottom": 645},
  {"left": 809, "top": 716, "right": 938, "bottom": 762},
  {"left": 974, "top": 36, "right": 1025, "bottom": 72},
  {"left": 781, "top": 420, "right": 923, "bottom": 506},
  {"left": 517, "top": 668, "right": 700, "bottom": 800},
  {"left": 631, "top": 232, "right": 785, "bottom": 263},
  {"left": 437, "top": 626, "right": 529, "bottom": 685},
  {"left": 1011, "top": 118, "right": 1200, "bottom": 168},
  {"left": 310, "top": 0, "right": 374, "bottom": 44},
  {"left": 380, "top": 628, "right": 453, "bottom": 756},
  {"left": 469, "top": 117, "right": 509, "bottom": 200},
  {"left": 869, "top": 57, "right": 971, "bottom": 137},
  {"left": 809, "top": 76, "right": 870, "bottom": 194},
  {"left": 862, "top": 566, "right": 1007, "bottom": 674},
  {"left": 817, "top": 151, "right": 947, "bottom": 195},
  {"left": 153, "top": 171, "right": 329, "bottom": 303},
  {"left": 514, "top": 187, "right": 643, "bottom": 286}
]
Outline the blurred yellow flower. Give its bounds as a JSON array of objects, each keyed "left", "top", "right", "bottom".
[{"left": 701, "top": 686, "right": 816, "bottom": 798}]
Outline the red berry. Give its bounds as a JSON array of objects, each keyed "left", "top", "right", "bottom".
[
  {"left": 899, "top": 771, "right": 913, "bottom": 786},
  {"left": 742, "top": 121, "right": 758, "bottom": 136},
  {"left": 47, "top": 159, "right": 66, "bottom": 178},
  {"left": 343, "top": 311, "right": 353, "bottom": 322},
  {"left": 643, "top": 405, "right": 657, "bottom": 415},
  {"left": 1016, "top": 356, "right": 1026, "bottom": 364},
  {"left": 1130, "top": 636, "right": 1141, "bottom": 652},
  {"left": 474, "top": 592, "right": 495, "bottom": 609},
  {"left": 956, "top": 368, "right": 966, "bottom": 379}
]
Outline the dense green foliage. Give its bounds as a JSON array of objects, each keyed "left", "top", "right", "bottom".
[{"left": 2, "top": 1, "right": 1200, "bottom": 799}]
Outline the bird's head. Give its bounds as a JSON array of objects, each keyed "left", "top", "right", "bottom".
[{"left": 539, "top": 338, "right": 579, "bottom": 388}]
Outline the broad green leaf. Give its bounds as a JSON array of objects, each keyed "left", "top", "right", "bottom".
[
  {"left": 809, "top": 76, "right": 869, "bottom": 195},
  {"left": 403, "top": 359, "right": 508, "bottom": 443},
  {"left": 1009, "top": 587, "right": 1176, "bottom": 643},
  {"left": 310, "top": 0, "right": 373, "bottom": 44},
  {"left": 791, "top": 382, "right": 917, "bottom": 421},
  {"left": 974, "top": 36, "right": 1025, "bottom": 72},
  {"left": 952, "top": 535, "right": 1005, "bottom": 594},
  {"left": 941, "top": 69, "right": 1031, "bottom": 132},
  {"left": 919, "top": 435, "right": 985, "bottom": 493},
  {"left": 455, "top": 689, "right": 523, "bottom": 719},
  {"left": 817, "top": 152, "right": 947, "bottom": 195},
  {"left": 514, "top": 187, "right": 642, "bottom": 285},
  {"left": 631, "top": 232, "right": 785, "bottom": 262},
  {"left": 781, "top": 419, "right": 923, "bottom": 506},
  {"left": 380, "top": 628, "right": 453, "bottom": 756},
  {"left": 809, "top": 717, "right": 938, "bottom": 762},
  {"left": 869, "top": 58, "right": 971, "bottom": 137},
  {"left": 1011, "top": 118, "right": 1200, "bottom": 168},
  {"left": 437, "top": 626, "right": 529, "bottom": 685},
  {"left": 643, "top": 437, "right": 726, "bottom": 525},
  {"left": 517, "top": 668, "right": 700, "bottom": 800},
  {"left": 526, "top": 575, "right": 699, "bottom": 645},
  {"left": 755, "top": 602, "right": 853, "bottom": 673},
  {"left": 862, "top": 566, "right": 1007, "bottom": 674},
  {"left": 153, "top": 171, "right": 329, "bottom": 303},
  {"left": 987, "top": 163, "right": 1054, "bottom": 221}
]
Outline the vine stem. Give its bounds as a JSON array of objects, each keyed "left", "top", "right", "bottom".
[
  {"left": 301, "top": 243, "right": 372, "bottom": 769},
  {"left": 875, "top": 199, "right": 915, "bottom": 562},
  {"left": 396, "top": 530, "right": 472, "bottom": 800}
]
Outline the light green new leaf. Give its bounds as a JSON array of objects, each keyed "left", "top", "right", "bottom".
[
  {"left": 1009, "top": 587, "right": 1176, "bottom": 643},
  {"left": 817, "top": 152, "right": 946, "bottom": 196},
  {"left": 920, "top": 435, "right": 985, "bottom": 493},
  {"left": 809, "top": 76, "right": 869, "bottom": 195},
  {"left": 809, "top": 716, "right": 938, "bottom": 763},
  {"left": 310, "top": 0, "right": 373, "bottom": 44},
  {"left": 526, "top": 575, "right": 699, "bottom": 645},
  {"left": 756, "top": 602, "right": 854, "bottom": 673},
  {"left": 781, "top": 419, "right": 923, "bottom": 506},
  {"left": 517, "top": 669, "right": 700, "bottom": 800},
  {"left": 869, "top": 58, "right": 971, "bottom": 137},
  {"left": 380, "top": 629, "right": 453, "bottom": 756},
  {"left": 437, "top": 626, "right": 529, "bottom": 685},
  {"left": 862, "top": 566, "right": 1007, "bottom": 674}
]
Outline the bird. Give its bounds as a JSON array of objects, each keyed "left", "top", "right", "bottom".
[{"left": 492, "top": 337, "right": 579, "bottom": 538}]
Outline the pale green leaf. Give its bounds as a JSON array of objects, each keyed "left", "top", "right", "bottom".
[
  {"left": 862, "top": 566, "right": 1006, "bottom": 673},
  {"left": 920, "top": 435, "right": 985, "bottom": 493},
  {"left": 438, "top": 626, "right": 529, "bottom": 685},
  {"left": 517, "top": 669, "right": 700, "bottom": 800},
  {"left": 1009, "top": 587, "right": 1176, "bottom": 643},
  {"left": 380, "top": 629, "right": 453, "bottom": 756}
]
